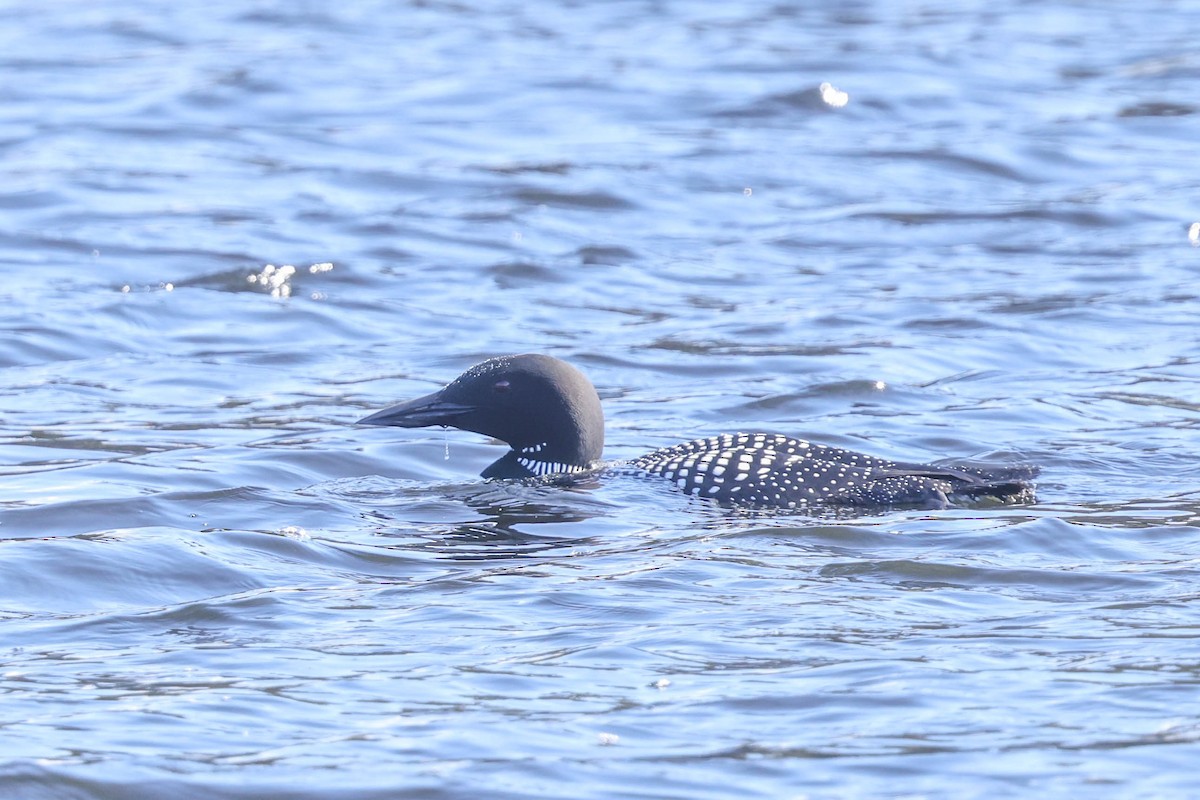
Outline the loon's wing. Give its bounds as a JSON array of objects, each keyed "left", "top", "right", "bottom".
[{"left": 630, "top": 433, "right": 1035, "bottom": 509}]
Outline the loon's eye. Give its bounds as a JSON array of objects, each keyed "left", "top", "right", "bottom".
[{"left": 493, "top": 380, "right": 511, "bottom": 393}]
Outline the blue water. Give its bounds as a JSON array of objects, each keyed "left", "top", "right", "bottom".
[{"left": 4, "top": 1, "right": 1200, "bottom": 797}]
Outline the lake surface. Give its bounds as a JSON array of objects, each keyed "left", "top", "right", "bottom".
[{"left": 3, "top": 1, "right": 1200, "bottom": 797}]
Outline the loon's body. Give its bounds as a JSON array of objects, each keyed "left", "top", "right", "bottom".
[{"left": 358, "top": 354, "right": 1036, "bottom": 510}]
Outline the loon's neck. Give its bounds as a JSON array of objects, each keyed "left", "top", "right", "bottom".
[{"left": 481, "top": 447, "right": 598, "bottom": 479}]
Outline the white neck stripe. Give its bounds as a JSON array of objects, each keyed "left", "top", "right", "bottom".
[{"left": 516, "top": 456, "right": 588, "bottom": 477}]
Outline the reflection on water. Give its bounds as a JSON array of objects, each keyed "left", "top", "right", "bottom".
[{"left": 3, "top": 0, "right": 1200, "bottom": 797}]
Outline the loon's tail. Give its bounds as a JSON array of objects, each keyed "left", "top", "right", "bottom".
[
  {"left": 941, "top": 462, "right": 1039, "bottom": 504},
  {"left": 842, "top": 461, "right": 1037, "bottom": 509}
]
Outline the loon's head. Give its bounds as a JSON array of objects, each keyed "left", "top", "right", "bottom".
[{"left": 357, "top": 354, "right": 604, "bottom": 478}]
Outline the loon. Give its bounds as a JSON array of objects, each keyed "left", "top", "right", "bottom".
[{"left": 357, "top": 354, "right": 1036, "bottom": 509}]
